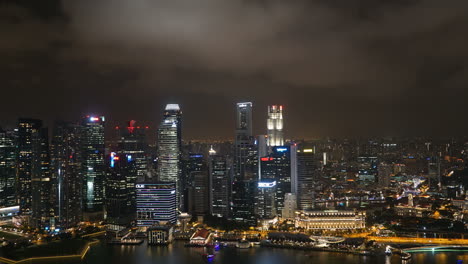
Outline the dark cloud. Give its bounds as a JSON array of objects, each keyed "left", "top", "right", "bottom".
[{"left": 1, "top": 0, "right": 468, "bottom": 139}]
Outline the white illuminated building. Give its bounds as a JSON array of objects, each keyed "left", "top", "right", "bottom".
[
  {"left": 157, "top": 104, "right": 182, "bottom": 204},
  {"left": 267, "top": 105, "right": 284, "bottom": 147}
]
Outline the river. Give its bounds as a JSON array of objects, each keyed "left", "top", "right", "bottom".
[{"left": 81, "top": 241, "right": 467, "bottom": 264}]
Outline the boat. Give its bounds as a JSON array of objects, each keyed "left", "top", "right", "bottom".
[
  {"left": 401, "top": 252, "right": 412, "bottom": 260},
  {"left": 237, "top": 239, "right": 251, "bottom": 249},
  {"left": 385, "top": 245, "right": 392, "bottom": 256}
]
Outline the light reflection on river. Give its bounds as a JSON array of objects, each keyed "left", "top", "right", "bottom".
[{"left": 80, "top": 241, "right": 467, "bottom": 264}]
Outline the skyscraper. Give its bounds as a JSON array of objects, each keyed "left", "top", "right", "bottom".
[
  {"left": 31, "top": 127, "right": 55, "bottom": 228},
  {"left": 0, "top": 128, "right": 17, "bottom": 208},
  {"left": 51, "top": 121, "right": 82, "bottom": 229},
  {"left": 115, "top": 121, "right": 150, "bottom": 214},
  {"left": 295, "top": 147, "right": 316, "bottom": 210},
  {"left": 157, "top": 104, "right": 182, "bottom": 207},
  {"left": 209, "top": 154, "right": 230, "bottom": 217},
  {"left": 267, "top": 105, "right": 284, "bottom": 147},
  {"left": 136, "top": 182, "right": 177, "bottom": 226},
  {"left": 255, "top": 179, "right": 277, "bottom": 219},
  {"left": 232, "top": 102, "right": 257, "bottom": 224},
  {"left": 17, "top": 118, "right": 42, "bottom": 214},
  {"left": 259, "top": 146, "right": 291, "bottom": 217},
  {"left": 81, "top": 116, "right": 105, "bottom": 220},
  {"left": 106, "top": 152, "right": 132, "bottom": 226}
]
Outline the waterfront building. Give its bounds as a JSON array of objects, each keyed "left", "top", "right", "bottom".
[
  {"left": 136, "top": 182, "right": 177, "bottom": 226},
  {"left": 295, "top": 210, "right": 366, "bottom": 230},
  {"left": 148, "top": 225, "right": 174, "bottom": 245},
  {"left": 157, "top": 104, "right": 182, "bottom": 207},
  {"left": 51, "top": 121, "right": 82, "bottom": 229},
  {"left": 0, "top": 128, "right": 17, "bottom": 207},
  {"left": 267, "top": 105, "right": 284, "bottom": 147},
  {"left": 81, "top": 115, "right": 106, "bottom": 220},
  {"left": 189, "top": 228, "right": 212, "bottom": 245}
]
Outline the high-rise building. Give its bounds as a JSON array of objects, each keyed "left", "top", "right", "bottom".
[
  {"left": 259, "top": 146, "right": 291, "bottom": 217},
  {"left": 136, "top": 182, "right": 177, "bottom": 226},
  {"left": 30, "top": 126, "right": 54, "bottom": 228},
  {"left": 51, "top": 121, "right": 82, "bottom": 229},
  {"left": 115, "top": 121, "right": 150, "bottom": 214},
  {"left": 282, "top": 193, "right": 297, "bottom": 219},
  {"left": 81, "top": 116, "right": 105, "bottom": 220},
  {"left": 267, "top": 105, "right": 284, "bottom": 147},
  {"left": 255, "top": 179, "right": 277, "bottom": 219},
  {"left": 295, "top": 147, "right": 316, "bottom": 210},
  {"left": 209, "top": 155, "right": 230, "bottom": 217},
  {"left": 183, "top": 154, "right": 209, "bottom": 216},
  {"left": 157, "top": 104, "right": 182, "bottom": 207},
  {"left": 232, "top": 102, "right": 257, "bottom": 225},
  {"left": 0, "top": 128, "right": 17, "bottom": 208},
  {"left": 17, "top": 119, "right": 42, "bottom": 214},
  {"left": 106, "top": 152, "right": 132, "bottom": 225}
]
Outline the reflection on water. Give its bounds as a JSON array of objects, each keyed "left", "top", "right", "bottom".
[{"left": 81, "top": 241, "right": 467, "bottom": 264}]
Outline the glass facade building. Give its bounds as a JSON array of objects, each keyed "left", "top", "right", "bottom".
[{"left": 136, "top": 182, "right": 177, "bottom": 226}]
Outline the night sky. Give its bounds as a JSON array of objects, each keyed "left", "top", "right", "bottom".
[{"left": 1, "top": 0, "right": 468, "bottom": 139}]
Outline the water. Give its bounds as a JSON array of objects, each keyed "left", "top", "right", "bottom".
[{"left": 81, "top": 241, "right": 468, "bottom": 264}]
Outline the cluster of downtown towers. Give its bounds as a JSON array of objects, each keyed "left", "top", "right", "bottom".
[{"left": 0, "top": 102, "right": 315, "bottom": 229}]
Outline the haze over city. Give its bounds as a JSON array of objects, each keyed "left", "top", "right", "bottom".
[{"left": 2, "top": 0, "right": 468, "bottom": 138}]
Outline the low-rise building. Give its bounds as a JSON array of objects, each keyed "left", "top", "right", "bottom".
[
  {"left": 189, "top": 228, "right": 212, "bottom": 245},
  {"left": 148, "top": 226, "right": 174, "bottom": 245},
  {"left": 295, "top": 209, "right": 366, "bottom": 230}
]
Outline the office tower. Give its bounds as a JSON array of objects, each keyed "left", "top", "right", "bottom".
[
  {"left": 183, "top": 154, "right": 209, "bottom": 216},
  {"left": 0, "top": 128, "right": 17, "bottom": 207},
  {"left": 267, "top": 105, "right": 284, "bottom": 147},
  {"left": 295, "top": 147, "right": 316, "bottom": 210},
  {"left": 282, "top": 193, "right": 297, "bottom": 219},
  {"left": 51, "top": 122, "right": 82, "bottom": 229},
  {"left": 81, "top": 116, "right": 106, "bottom": 220},
  {"left": 136, "top": 182, "right": 177, "bottom": 226},
  {"left": 17, "top": 119, "right": 42, "bottom": 214},
  {"left": 115, "top": 121, "right": 150, "bottom": 214},
  {"left": 232, "top": 102, "right": 257, "bottom": 224},
  {"left": 30, "top": 126, "right": 54, "bottom": 228},
  {"left": 157, "top": 104, "right": 182, "bottom": 207},
  {"left": 209, "top": 155, "right": 230, "bottom": 217},
  {"left": 255, "top": 179, "right": 277, "bottom": 219},
  {"left": 259, "top": 146, "right": 291, "bottom": 217},
  {"left": 106, "top": 152, "right": 131, "bottom": 226}
]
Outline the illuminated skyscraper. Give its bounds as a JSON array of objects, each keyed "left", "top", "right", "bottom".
[
  {"left": 0, "top": 128, "right": 16, "bottom": 208},
  {"left": 259, "top": 146, "right": 291, "bottom": 217},
  {"left": 232, "top": 102, "right": 257, "bottom": 224},
  {"left": 157, "top": 104, "right": 182, "bottom": 207},
  {"left": 17, "top": 118, "right": 42, "bottom": 214},
  {"left": 81, "top": 116, "right": 105, "bottom": 220},
  {"left": 267, "top": 105, "right": 284, "bottom": 147},
  {"left": 51, "top": 121, "right": 82, "bottom": 229},
  {"left": 255, "top": 179, "right": 277, "bottom": 219}
]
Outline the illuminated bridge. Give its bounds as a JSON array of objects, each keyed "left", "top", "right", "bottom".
[{"left": 402, "top": 245, "right": 468, "bottom": 253}]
